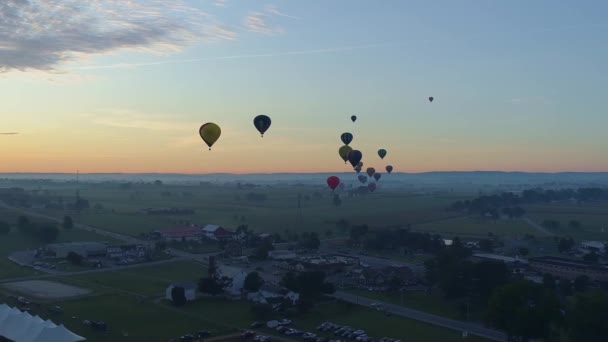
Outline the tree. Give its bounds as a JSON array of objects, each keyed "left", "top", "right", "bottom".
[
  {"left": 280, "top": 271, "right": 334, "bottom": 299},
  {"left": 66, "top": 251, "right": 84, "bottom": 265},
  {"left": 254, "top": 240, "right": 274, "bottom": 260},
  {"left": 154, "top": 180, "right": 163, "bottom": 186},
  {"left": 17, "top": 216, "right": 29, "bottom": 230},
  {"left": 280, "top": 272, "right": 299, "bottom": 293},
  {"left": 566, "top": 292, "right": 608, "bottom": 342},
  {"left": 388, "top": 275, "right": 403, "bottom": 292},
  {"left": 584, "top": 252, "right": 599, "bottom": 264},
  {"left": 251, "top": 303, "right": 273, "bottom": 319},
  {"left": 171, "top": 286, "right": 187, "bottom": 307},
  {"left": 479, "top": 239, "right": 494, "bottom": 252},
  {"left": 0, "top": 221, "right": 10, "bottom": 235},
  {"left": 542, "top": 274, "right": 556, "bottom": 290},
  {"left": 244, "top": 272, "right": 264, "bottom": 292},
  {"left": 325, "top": 229, "right": 333, "bottom": 238},
  {"left": 62, "top": 216, "right": 73, "bottom": 230},
  {"left": 155, "top": 241, "right": 168, "bottom": 252},
  {"left": 38, "top": 225, "right": 59, "bottom": 243},
  {"left": 332, "top": 194, "right": 342, "bottom": 207},
  {"left": 486, "top": 281, "right": 561, "bottom": 341},
  {"left": 558, "top": 237, "right": 575, "bottom": 253},
  {"left": 518, "top": 247, "right": 529, "bottom": 257},
  {"left": 198, "top": 277, "right": 223, "bottom": 296},
  {"left": 574, "top": 275, "right": 589, "bottom": 292}
]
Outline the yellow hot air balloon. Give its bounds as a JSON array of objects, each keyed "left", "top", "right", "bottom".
[
  {"left": 199, "top": 123, "right": 221, "bottom": 150},
  {"left": 338, "top": 145, "right": 353, "bottom": 164}
]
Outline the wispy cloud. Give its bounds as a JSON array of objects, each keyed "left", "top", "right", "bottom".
[
  {"left": 265, "top": 5, "right": 298, "bottom": 19},
  {"left": 0, "top": 132, "right": 19, "bottom": 135},
  {"left": 245, "top": 5, "right": 295, "bottom": 36},
  {"left": 88, "top": 109, "right": 197, "bottom": 132},
  {"left": 214, "top": 0, "right": 227, "bottom": 8},
  {"left": 0, "top": 0, "right": 236, "bottom": 73},
  {"left": 75, "top": 42, "right": 398, "bottom": 70}
]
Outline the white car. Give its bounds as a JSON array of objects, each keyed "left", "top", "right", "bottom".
[{"left": 278, "top": 319, "right": 292, "bottom": 326}]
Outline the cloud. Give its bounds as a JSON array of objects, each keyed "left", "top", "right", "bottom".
[
  {"left": 89, "top": 109, "right": 196, "bottom": 132},
  {"left": 265, "top": 5, "right": 298, "bottom": 19},
  {"left": 245, "top": 5, "right": 295, "bottom": 35},
  {"left": 75, "top": 42, "right": 399, "bottom": 70},
  {"left": 0, "top": 132, "right": 19, "bottom": 135},
  {"left": 214, "top": 0, "right": 227, "bottom": 8},
  {"left": 0, "top": 0, "right": 236, "bottom": 73}
]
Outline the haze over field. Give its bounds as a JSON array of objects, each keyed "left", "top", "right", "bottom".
[{"left": 1, "top": 1, "right": 607, "bottom": 174}]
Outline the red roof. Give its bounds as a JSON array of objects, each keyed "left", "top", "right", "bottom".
[{"left": 157, "top": 226, "right": 201, "bottom": 236}]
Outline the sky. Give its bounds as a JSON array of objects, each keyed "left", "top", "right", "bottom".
[{"left": 1, "top": 0, "right": 607, "bottom": 174}]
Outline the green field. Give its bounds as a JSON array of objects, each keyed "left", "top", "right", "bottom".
[
  {"left": 526, "top": 202, "right": 608, "bottom": 240},
  {"left": 65, "top": 260, "right": 207, "bottom": 296},
  {"left": 25, "top": 183, "right": 467, "bottom": 237},
  {"left": 414, "top": 216, "right": 536, "bottom": 238}
]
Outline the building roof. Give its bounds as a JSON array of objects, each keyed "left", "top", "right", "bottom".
[
  {"left": 260, "top": 284, "right": 287, "bottom": 295},
  {"left": 203, "top": 224, "right": 221, "bottom": 232},
  {"left": 473, "top": 253, "right": 529, "bottom": 264},
  {"left": 529, "top": 256, "right": 608, "bottom": 271},
  {"left": 581, "top": 241, "right": 606, "bottom": 249},
  {"left": 0, "top": 304, "right": 85, "bottom": 342}
]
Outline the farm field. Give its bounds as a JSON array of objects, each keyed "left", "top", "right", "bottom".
[
  {"left": 413, "top": 216, "right": 537, "bottom": 238},
  {"left": 64, "top": 260, "right": 207, "bottom": 297},
  {"left": 525, "top": 202, "right": 608, "bottom": 240},
  {"left": 20, "top": 183, "right": 469, "bottom": 237}
]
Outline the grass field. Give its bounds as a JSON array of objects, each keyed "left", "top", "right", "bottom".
[
  {"left": 525, "top": 202, "right": 608, "bottom": 240},
  {"left": 414, "top": 216, "right": 536, "bottom": 238},
  {"left": 25, "top": 183, "right": 467, "bottom": 237},
  {"left": 64, "top": 260, "right": 207, "bottom": 297}
]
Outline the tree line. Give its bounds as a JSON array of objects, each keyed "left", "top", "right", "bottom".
[{"left": 450, "top": 187, "right": 608, "bottom": 217}]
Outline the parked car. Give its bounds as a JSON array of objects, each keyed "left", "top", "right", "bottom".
[
  {"left": 241, "top": 331, "right": 256, "bottom": 339},
  {"left": 197, "top": 330, "right": 211, "bottom": 338},
  {"left": 254, "top": 336, "right": 270, "bottom": 342},
  {"left": 48, "top": 306, "right": 63, "bottom": 314},
  {"left": 278, "top": 319, "right": 292, "bottom": 326}
]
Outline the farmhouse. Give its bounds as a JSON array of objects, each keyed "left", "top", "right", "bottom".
[
  {"left": 528, "top": 256, "right": 608, "bottom": 282},
  {"left": 202, "top": 224, "right": 234, "bottom": 241},
  {"left": 0, "top": 303, "right": 85, "bottom": 341},
  {"left": 166, "top": 282, "right": 198, "bottom": 302},
  {"left": 155, "top": 226, "right": 202, "bottom": 242},
  {"left": 354, "top": 265, "right": 415, "bottom": 288}
]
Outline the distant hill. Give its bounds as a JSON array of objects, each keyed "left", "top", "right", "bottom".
[{"left": 1, "top": 172, "right": 608, "bottom": 189}]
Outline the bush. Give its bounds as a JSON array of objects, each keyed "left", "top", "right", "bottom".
[
  {"left": 67, "top": 251, "right": 84, "bottom": 265},
  {"left": 171, "top": 286, "right": 187, "bottom": 307}
]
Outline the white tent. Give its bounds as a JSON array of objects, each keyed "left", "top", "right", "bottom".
[{"left": 0, "top": 303, "right": 85, "bottom": 342}]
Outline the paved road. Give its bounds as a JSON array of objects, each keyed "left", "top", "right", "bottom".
[
  {"left": 523, "top": 217, "right": 556, "bottom": 236},
  {"left": 333, "top": 291, "right": 507, "bottom": 342}
]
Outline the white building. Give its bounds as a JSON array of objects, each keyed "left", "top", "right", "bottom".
[
  {"left": 218, "top": 265, "right": 248, "bottom": 297},
  {"left": 580, "top": 241, "right": 606, "bottom": 255},
  {"left": 247, "top": 284, "right": 300, "bottom": 305},
  {"left": 165, "top": 282, "right": 198, "bottom": 302}
]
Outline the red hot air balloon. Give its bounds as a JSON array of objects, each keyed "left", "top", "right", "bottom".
[{"left": 327, "top": 176, "right": 340, "bottom": 190}]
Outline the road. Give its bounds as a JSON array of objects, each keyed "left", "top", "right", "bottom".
[
  {"left": 333, "top": 291, "right": 507, "bottom": 342},
  {"left": 522, "top": 217, "right": 556, "bottom": 236}
]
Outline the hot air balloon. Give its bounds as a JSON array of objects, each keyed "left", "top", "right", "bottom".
[
  {"left": 340, "top": 132, "right": 353, "bottom": 146},
  {"left": 357, "top": 161, "right": 363, "bottom": 168},
  {"left": 358, "top": 175, "right": 367, "bottom": 184},
  {"left": 354, "top": 166, "right": 362, "bottom": 174},
  {"left": 199, "top": 123, "right": 221, "bottom": 150},
  {"left": 327, "top": 176, "right": 340, "bottom": 190},
  {"left": 348, "top": 150, "right": 363, "bottom": 168},
  {"left": 338, "top": 182, "right": 346, "bottom": 191},
  {"left": 374, "top": 173, "right": 381, "bottom": 181},
  {"left": 253, "top": 115, "right": 271, "bottom": 137},
  {"left": 339, "top": 145, "right": 353, "bottom": 164},
  {"left": 386, "top": 165, "right": 393, "bottom": 174},
  {"left": 368, "top": 182, "right": 377, "bottom": 192},
  {"left": 378, "top": 149, "right": 387, "bottom": 159},
  {"left": 366, "top": 167, "right": 376, "bottom": 178},
  {"left": 351, "top": 115, "right": 357, "bottom": 123},
  {"left": 428, "top": 97, "right": 434, "bottom": 103}
]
